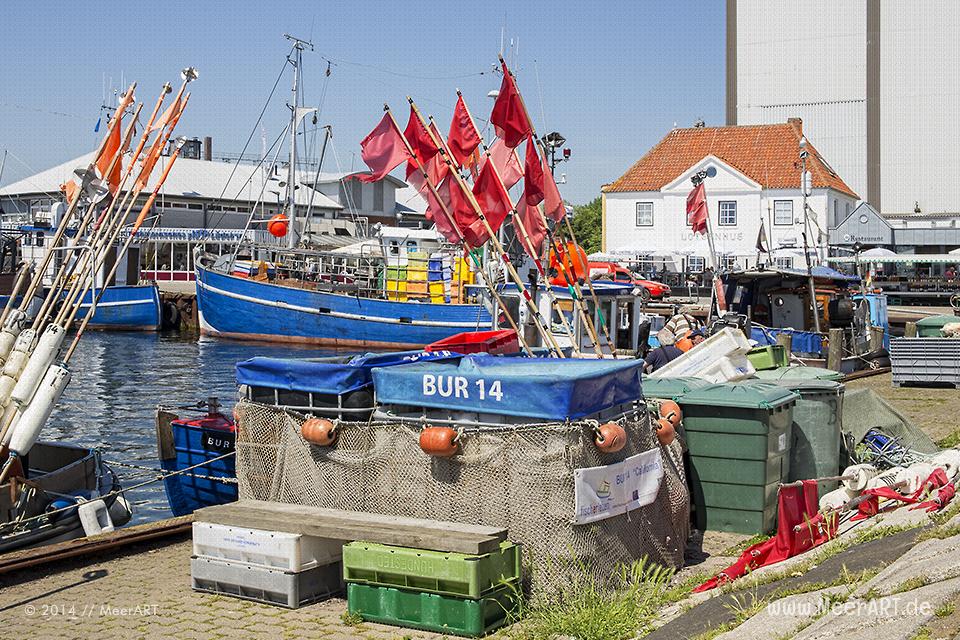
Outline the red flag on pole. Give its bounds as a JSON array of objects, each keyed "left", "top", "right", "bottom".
[
  {"left": 517, "top": 194, "right": 547, "bottom": 258},
  {"left": 456, "top": 161, "right": 511, "bottom": 247},
  {"left": 447, "top": 95, "right": 482, "bottom": 167},
  {"left": 490, "top": 61, "right": 532, "bottom": 148},
  {"left": 523, "top": 137, "right": 545, "bottom": 205},
  {"left": 422, "top": 175, "right": 461, "bottom": 245},
  {"left": 686, "top": 182, "right": 709, "bottom": 235},
  {"left": 96, "top": 110, "right": 123, "bottom": 195},
  {"left": 357, "top": 112, "right": 412, "bottom": 183},
  {"left": 483, "top": 139, "right": 523, "bottom": 190},
  {"left": 403, "top": 106, "right": 439, "bottom": 177},
  {"left": 542, "top": 154, "right": 565, "bottom": 221}
]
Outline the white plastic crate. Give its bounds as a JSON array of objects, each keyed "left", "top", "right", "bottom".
[
  {"left": 650, "top": 327, "right": 754, "bottom": 381},
  {"left": 192, "top": 522, "right": 342, "bottom": 572},
  {"left": 191, "top": 556, "right": 342, "bottom": 608}
]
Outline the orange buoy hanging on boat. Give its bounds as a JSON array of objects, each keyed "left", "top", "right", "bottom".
[
  {"left": 658, "top": 400, "right": 682, "bottom": 427},
  {"left": 301, "top": 417, "right": 337, "bottom": 446},
  {"left": 549, "top": 241, "right": 589, "bottom": 284},
  {"left": 654, "top": 418, "right": 676, "bottom": 447},
  {"left": 594, "top": 422, "right": 627, "bottom": 453},
  {"left": 267, "top": 214, "right": 289, "bottom": 238},
  {"left": 419, "top": 426, "right": 459, "bottom": 457}
]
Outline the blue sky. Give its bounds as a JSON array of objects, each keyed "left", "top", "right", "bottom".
[{"left": 0, "top": 1, "right": 725, "bottom": 205}]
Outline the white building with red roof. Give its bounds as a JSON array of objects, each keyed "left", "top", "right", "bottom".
[{"left": 601, "top": 119, "right": 858, "bottom": 274}]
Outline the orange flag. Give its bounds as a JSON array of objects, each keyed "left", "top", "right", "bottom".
[
  {"left": 136, "top": 94, "right": 189, "bottom": 191},
  {"left": 149, "top": 97, "right": 180, "bottom": 134},
  {"left": 59, "top": 180, "right": 79, "bottom": 204},
  {"left": 96, "top": 110, "right": 123, "bottom": 195}
]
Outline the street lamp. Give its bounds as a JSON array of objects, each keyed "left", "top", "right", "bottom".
[{"left": 540, "top": 131, "right": 571, "bottom": 175}]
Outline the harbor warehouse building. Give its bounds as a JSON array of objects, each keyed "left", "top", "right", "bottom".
[{"left": 601, "top": 120, "right": 857, "bottom": 273}]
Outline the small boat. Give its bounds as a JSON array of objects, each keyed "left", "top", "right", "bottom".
[
  {"left": 0, "top": 441, "right": 131, "bottom": 553},
  {"left": 74, "top": 283, "right": 162, "bottom": 331}
]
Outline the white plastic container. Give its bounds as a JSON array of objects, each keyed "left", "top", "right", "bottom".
[
  {"left": 190, "top": 556, "right": 342, "bottom": 608},
  {"left": 650, "top": 327, "right": 754, "bottom": 380},
  {"left": 192, "top": 522, "right": 342, "bottom": 572},
  {"left": 78, "top": 498, "right": 115, "bottom": 536}
]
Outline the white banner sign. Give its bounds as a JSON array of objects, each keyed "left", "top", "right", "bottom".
[{"left": 573, "top": 448, "right": 664, "bottom": 525}]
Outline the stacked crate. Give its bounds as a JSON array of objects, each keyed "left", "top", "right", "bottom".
[
  {"left": 190, "top": 522, "right": 343, "bottom": 608},
  {"left": 343, "top": 540, "right": 521, "bottom": 637},
  {"left": 450, "top": 256, "right": 473, "bottom": 303},
  {"left": 428, "top": 253, "right": 450, "bottom": 303},
  {"left": 406, "top": 251, "right": 430, "bottom": 300}
]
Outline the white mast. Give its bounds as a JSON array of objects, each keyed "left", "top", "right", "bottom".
[{"left": 283, "top": 34, "right": 315, "bottom": 249}]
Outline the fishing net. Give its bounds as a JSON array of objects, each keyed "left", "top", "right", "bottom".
[
  {"left": 234, "top": 400, "right": 690, "bottom": 601},
  {"left": 842, "top": 388, "right": 939, "bottom": 467}
]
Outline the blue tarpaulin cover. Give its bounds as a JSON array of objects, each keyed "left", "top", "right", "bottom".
[
  {"left": 751, "top": 327, "right": 824, "bottom": 355},
  {"left": 373, "top": 354, "right": 644, "bottom": 420},
  {"left": 235, "top": 350, "right": 460, "bottom": 395}
]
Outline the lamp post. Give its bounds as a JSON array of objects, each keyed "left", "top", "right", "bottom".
[
  {"left": 540, "top": 131, "right": 570, "bottom": 175},
  {"left": 799, "top": 137, "right": 821, "bottom": 333}
]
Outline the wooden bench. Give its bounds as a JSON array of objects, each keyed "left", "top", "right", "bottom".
[{"left": 195, "top": 500, "right": 507, "bottom": 554}]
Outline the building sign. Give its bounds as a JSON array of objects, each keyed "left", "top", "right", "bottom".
[
  {"left": 117, "top": 227, "right": 276, "bottom": 243},
  {"left": 680, "top": 231, "right": 744, "bottom": 243}
]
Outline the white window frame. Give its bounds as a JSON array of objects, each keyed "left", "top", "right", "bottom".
[
  {"left": 718, "top": 201, "right": 737, "bottom": 226},
  {"left": 773, "top": 200, "right": 794, "bottom": 226},
  {"left": 775, "top": 257, "right": 794, "bottom": 270},
  {"left": 635, "top": 202, "right": 654, "bottom": 226},
  {"left": 687, "top": 256, "right": 705, "bottom": 273},
  {"left": 722, "top": 256, "right": 738, "bottom": 271}
]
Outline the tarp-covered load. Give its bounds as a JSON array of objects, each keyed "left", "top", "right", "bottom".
[{"left": 372, "top": 355, "right": 644, "bottom": 420}]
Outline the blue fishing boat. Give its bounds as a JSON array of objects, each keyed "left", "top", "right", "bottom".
[{"left": 74, "top": 283, "right": 162, "bottom": 331}]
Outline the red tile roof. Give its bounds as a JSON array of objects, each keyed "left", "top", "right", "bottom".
[{"left": 603, "top": 121, "right": 858, "bottom": 198}]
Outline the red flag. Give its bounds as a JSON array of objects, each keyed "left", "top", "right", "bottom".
[
  {"left": 447, "top": 95, "right": 481, "bottom": 167},
  {"left": 483, "top": 139, "right": 523, "bottom": 191},
  {"left": 542, "top": 154, "right": 565, "bottom": 221},
  {"left": 686, "top": 182, "right": 708, "bottom": 235},
  {"left": 516, "top": 194, "right": 547, "bottom": 258},
  {"left": 523, "top": 137, "right": 544, "bottom": 205},
  {"left": 457, "top": 161, "right": 511, "bottom": 247},
  {"left": 422, "top": 175, "right": 461, "bottom": 245},
  {"left": 96, "top": 110, "right": 123, "bottom": 195},
  {"left": 490, "top": 61, "right": 532, "bottom": 148},
  {"left": 357, "top": 112, "right": 412, "bottom": 183},
  {"left": 403, "top": 107, "right": 439, "bottom": 178}
]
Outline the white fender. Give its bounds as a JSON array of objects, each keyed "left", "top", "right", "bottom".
[
  {"left": 0, "top": 329, "right": 20, "bottom": 364},
  {"left": 0, "top": 402, "right": 20, "bottom": 447},
  {"left": 842, "top": 464, "right": 878, "bottom": 492},
  {"left": 11, "top": 324, "right": 65, "bottom": 407},
  {"left": 1, "top": 328, "right": 36, "bottom": 378},
  {"left": 8, "top": 364, "right": 71, "bottom": 457},
  {"left": 867, "top": 468, "right": 902, "bottom": 490},
  {"left": 931, "top": 450, "right": 960, "bottom": 480},
  {"left": 77, "top": 499, "right": 114, "bottom": 536},
  {"left": 818, "top": 487, "right": 857, "bottom": 511},
  {"left": 896, "top": 463, "right": 936, "bottom": 495}
]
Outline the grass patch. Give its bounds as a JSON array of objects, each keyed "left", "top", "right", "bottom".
[
  {"left": 912, "top": 627, "right": 933, "bottom": 640},
  {"left": 504, "top": 558, "right": 674, "bottom": 640},
  {"left": 850, "top": 522, "right": 923, "bottom": 545},
  {"left": 339, "top": 611, "right": 363, "bottom": 627},
  {"left": 935, "top": 601, "right": 955, "bottom": 618},
  {"left": 721, "top": 534, "right": 770, "bottom": 557},
  {"left": 936, "top": 432, "right": 960, "bottom": 448},
  {"left": 892, "top": 575, "right": 929, "bottom": 594}
]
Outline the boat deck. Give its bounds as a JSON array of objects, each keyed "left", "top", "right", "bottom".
[{"left": 0, "top": 528, "right": 447, "bottom": 640}]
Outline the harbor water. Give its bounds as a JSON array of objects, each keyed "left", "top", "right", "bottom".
[{"left": 43, "top": 331, "right": 345, "bottom": 526}]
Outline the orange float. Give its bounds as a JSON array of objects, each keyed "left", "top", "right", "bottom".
[
  {"left": 594, "top": 422, "right": 627, "bottom": 453},
  {"left": 301, "top": 417, "right": 337, "bottom": 446},
  {"left": 654, "top": 418, "right": 676, "bottom": 447},
  {"left": 419, "top": 426, "right": 459, "bottom": 457},
  {"left": 658, "top": 400, "right": 682, "bottom": 427},
  {"left": 549, "top": 241, "right": 589, "bottom": 284},
  {"left": 267, "top": 214, "right": 289, "bottom": 238}
]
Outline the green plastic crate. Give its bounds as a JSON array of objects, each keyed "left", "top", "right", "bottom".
[
  {"left": 916, "top": 314, "right": 960, "bottom": 337},
  {"left": 746, "top": 345, "right": 789, "bottom": 370},
  {"left": 342, "top": 541, "right": 520, "bottom": 598},
  {"left": 347, "top": 582, "right": 517, "bottom": 637},
  {"left": 641, "top": 376, "right": 712, "bottom": 401},
  {"left": 753, "top": 366, "right": 843, "bottom": 382}
]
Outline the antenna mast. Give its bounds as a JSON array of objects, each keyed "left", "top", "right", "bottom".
[{"left": 283, "top": 34, "right": 314, "bottom": 249}]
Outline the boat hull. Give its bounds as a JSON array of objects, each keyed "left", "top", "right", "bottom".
[
  {"left": 159, "top": 414, "right": 237, "bottom": 517},
  {"left": 75, "top": 284, "right": 161, "bottom": 331},
  {"left": 195, "top": 264, "right": 493, "bottom": 348}
]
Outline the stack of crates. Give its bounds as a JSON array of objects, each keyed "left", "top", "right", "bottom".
[
  {"left": 343, "top": 540, "right": 521, "bottom": 637},
  {"left": 190, "top": 522, "right": 343, "bottom": 608},
  {"left": 407, "top": 251, "right": 430, "bottom": 300},
  {"left": 451, "top": 255, "right": 474, "bottom": 303},
  {"left": 428, "top": 253, "right": 449, "bottom": 303}
]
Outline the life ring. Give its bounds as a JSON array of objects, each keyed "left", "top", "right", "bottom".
[
  {"left": 301, "top": 417, "right": 337, "bottom": 446},
  {"left": 594, "top": 422, "right": 627, "bottom": 453},
  {"left": 419, "top": 426, "right": 459, "bottom": 457}
]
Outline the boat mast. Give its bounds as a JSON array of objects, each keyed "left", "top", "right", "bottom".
[{"left": 283, "top": 34, "right": 313, "bottom": 249}]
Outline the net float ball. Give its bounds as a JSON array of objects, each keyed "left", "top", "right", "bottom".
[
  {"left": 658, "top": 400, "right": 682, "bottom": 427},
  {"left": 594, "top": 422, "right": 627, "bottom": 453},
  {"left": 267, "top": 214, "right": 289, "bottom": 238},
  {"left": 301, "top": 417, "right": 337, "bottom": 446},
  {"left": 419, "top": 426, "right": 459, "bottom": 457},
  {"left": 655, "top": 418, "right": 676, "bottom": 447}
]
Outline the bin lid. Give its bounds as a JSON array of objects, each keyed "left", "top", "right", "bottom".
[
  {"left": 678, "top": 381, "right": 799, "bottom": 409},
  {"left": 767, "top": 379, "right": 843, "bottom": 394},
  {"left": 916, "top": 314, "right": 959, "bottom": 328},
  {"left": 373, "top": 354, "right": 643, "bottom": 420},
  {"left": 752, "top": 366, "right": 844, "bottom": 382},
  {"left": 642, "top": 377, "right": 712, "bottom": 400},
  {"left": 236, "top": 350, "right": 460, "bottom": 395}
]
